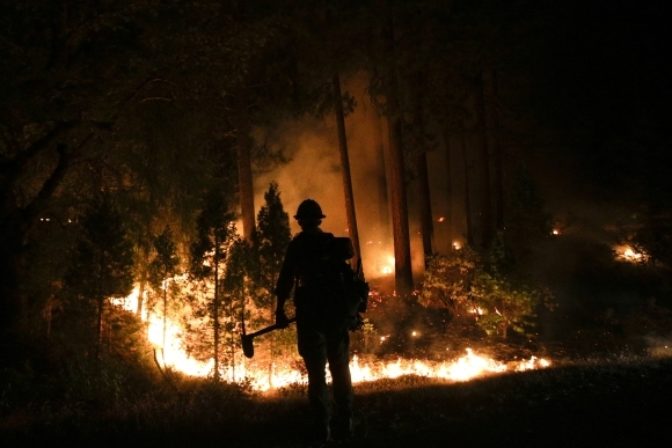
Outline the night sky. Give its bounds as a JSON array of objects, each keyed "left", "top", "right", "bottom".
[{"left": 514, "top": 1, "right": 670, "bottom": 209}]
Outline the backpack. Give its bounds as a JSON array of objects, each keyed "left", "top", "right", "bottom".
[
  {"left": 330, "top": 237, "right": 369, "bottom": 330},
  {"left": 295, "top": 234, "right": 369, "bottom": 330}
]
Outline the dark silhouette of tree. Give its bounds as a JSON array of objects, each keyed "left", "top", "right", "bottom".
[
  {"left": 66, "top": 194, "right": 134, "bottom": 360},
  {"left": 378, "top": 2, "right": 414, "bottom": 295},
  {"left": 148, "top": 226, "right": 180, "bottom": 354},
  {"left": 189, "top": 189, "right": 236, "bottom": 381},
  {"left": 254, "top": 183, "right": 292, "bottom": 380}
]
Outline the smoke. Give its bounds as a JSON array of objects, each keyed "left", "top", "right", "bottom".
[{"left": 251, "top": 73, "right": 428, "bottom": 280}]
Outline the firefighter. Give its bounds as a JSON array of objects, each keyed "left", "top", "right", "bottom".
[{"left": 275, "top": 199, "right": 354, "bottom": 445}]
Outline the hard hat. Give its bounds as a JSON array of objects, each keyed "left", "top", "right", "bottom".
[{"left": 294, "top": 199, "right": 326, "bottom": 220}]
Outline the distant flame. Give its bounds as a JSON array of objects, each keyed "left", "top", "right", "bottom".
[
  {"left": 437, "top": 216, "right": 445, "bottom": 223},
  {"left": 452, "top": 240, "right": 462, "bottom": 251},
  {"left": 552, "top": 228, "right": 560, "bottom": 236},
  {"left": 614, "top": 244, "right": 649, "bottom": 264},
  {"left": 378, "top": 254, "right": 395, "bottom": 276}
]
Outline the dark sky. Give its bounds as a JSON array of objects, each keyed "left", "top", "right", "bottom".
[{"left": 518, "top": 1, "right": 670, "bottom": 211}]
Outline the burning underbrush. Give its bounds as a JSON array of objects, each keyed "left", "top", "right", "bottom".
[{"left": 110, "top": 280, "right": 554, "bottom": 393}]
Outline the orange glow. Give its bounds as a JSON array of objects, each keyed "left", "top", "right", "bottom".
[
  {"left": 437, "top": 216, "right": 445, "bottom": 223},
  {"left": 377, "top": 254, "right": 395, "bottom": 276},
  {"left": 614, "top": 244, "right": 649, "bottom": 264},
  {"left": 552, "top": 228, "right": 560, "bottom": 236},
  {"left": 452, "top": 240, "right": 462, "bottom": 251},
  {"left": 111, "top": 283, "right": 552, "bottom": 391}
]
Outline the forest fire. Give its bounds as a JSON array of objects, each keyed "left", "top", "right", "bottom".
[{"left": 112, "top": 286, "right": 552, "bottom": 392}]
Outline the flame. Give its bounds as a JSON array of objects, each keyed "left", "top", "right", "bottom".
[
  {"left": 452, "top": 240, "right": 462, "bottom": 251},
  {"left": 551, "top": 228, "right": 560, "bottom": 236},
  {"left": 111, "top": 285, "right": 552, "bottom": 392},
  {"left": 614, "top": 244, "right": 649, "bottom": 263},
  {"left": 348, "top": 349, "right": 550, "bottom": 384},
  {"left": 378, "top": 254, "right": 395, "bottom": 276},
  {"left": 437, "top": 216, "right": 446, "bottom": 223}
]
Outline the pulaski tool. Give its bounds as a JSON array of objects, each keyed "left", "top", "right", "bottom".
[{"left": 241, "top": 318, "right": 296, "bottom": 358}]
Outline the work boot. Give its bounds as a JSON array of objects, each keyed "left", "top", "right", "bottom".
[
  {"left": 331, "top": 416, "right": 353, "bottom": 442},
  {"left": 307, "top": 420, "right": 331, "bottom": 447}
]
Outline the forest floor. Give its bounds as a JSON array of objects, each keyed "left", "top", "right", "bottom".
[{"left": 3, "top": 352, "right": 672, "bottom": 448}]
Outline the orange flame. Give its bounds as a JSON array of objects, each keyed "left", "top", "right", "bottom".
[
  {"left": 614, "top": 244, "right": 649, "bottom": 264},
  {"left": 111, "top": 285, "right": 552, "bottom": 391}
]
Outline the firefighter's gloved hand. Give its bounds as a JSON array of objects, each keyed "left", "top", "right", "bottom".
[{"left": 275, "top": 309, "right": 290, "bottom": 328}]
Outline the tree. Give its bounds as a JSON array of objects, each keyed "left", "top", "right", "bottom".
[
  {"left": 377, "top": 2, "right": 414, "bottom": 294},
  {"left": 66, "top": 194, "right": 134, "bottom": 360},
  {"left": 148, "top": 226, "right": 180, "bottom": 354},
  {"left": 189, "top": 189, "right": 236, "bottom": 381},
  {"left": 333, "top": 73, "right": 362, "bottom": 265}
]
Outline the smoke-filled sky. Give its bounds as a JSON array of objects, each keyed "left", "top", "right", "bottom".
[{"left": 251, "top": 73, "right": 429, "bottom": 279}]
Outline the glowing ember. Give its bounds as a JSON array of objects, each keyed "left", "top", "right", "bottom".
[
  {"left": 468, "top": 306, "right": 486, "bottom": 316},
  {"left": 452, "top": 240, "right": 462, "bottom": 251},
  {"left": 614, "top": 244, "right": 649, "bottom": 264}
]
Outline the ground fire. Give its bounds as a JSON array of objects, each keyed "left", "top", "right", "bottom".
[{"left": 112, "top": 285, "right": 551, "bottom": 392}]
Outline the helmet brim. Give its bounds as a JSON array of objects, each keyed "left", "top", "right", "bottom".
[{"left": 294, "top": 214, "right": 326, "bottom": 219}]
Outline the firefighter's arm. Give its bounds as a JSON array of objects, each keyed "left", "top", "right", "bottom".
[{"left": 274, "top": 241, "right": 296, "bottom": 328}]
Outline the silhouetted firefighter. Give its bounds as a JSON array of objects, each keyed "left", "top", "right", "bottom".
[{"left": 275, "top": 199, "right": 368, "bottom": 445}]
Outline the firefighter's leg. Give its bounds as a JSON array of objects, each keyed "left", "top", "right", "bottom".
[
  {"left": 298, "top": 321, "right": 330, "bottom": 442},
  {"left": 327, "top": 328, "right": 353, "bottom": 439}
]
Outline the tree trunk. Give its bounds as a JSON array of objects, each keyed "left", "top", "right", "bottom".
[
  {"left": 213, "top": 243, "right": 220, "bottom": 381},
  {"left": 136, "top": 248, "right": 149, "bottom": 317},
  {"left": 137, "top": 272, "right": 146, "bottom": 318},
  {"left": 412, "top": 73, "right": 434, "bottom": 263},
  {"left": 228, "top": 295, "right": 236, "bottom": 382},
  {"left": 162, "top": 278, "right": 167, "bottom": 357},
  {"left": 443, "top": 130, "right": 454, "bottom": 243},
  {"left": 237, "top": 103, "right": 255, "bottom": 242},
  {"left": 375, "top": 111, "right": 392, "bottom": 246},
  {"left": 96, "top": 296, "right": 104, "bottom": 360},
  {"left": 381, "top": 8, "right": 413, "bottom": 295},
  {"left": 475, "top": 79, "right": 493, "bottom": 248},
  {"left": 416, "top": 150, "right": 433, "bottom": 262},
  {"left": 482, "top": 68, "right": 504, "bottom": 231},
  {"left": 461, "top": 132, "right": 474, "bottom": 248},
  {"left": 333, "top": 73, "right": 362, "bottom": 265}
]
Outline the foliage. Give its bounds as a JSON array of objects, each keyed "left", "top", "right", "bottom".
[
  {"left": 420, "top": 235, "right": 554, "bottom": 340},
  {"left": 63, "top": 194, "right": 134, "bottom": 358},
  {"left": 420, "top": 247, "right": 479, "bottom": 312},
  {"left": 254, "top": 182, "right": 291, "bottom": 306},
  {"left": 66, "top": 194, "right": 134, "bottom": 300},
  {"left": 251, "top": 183, "right": 294, "bottom": 360},
  {"left": 187, "top": 187, "right": 238, "bottom": 378}
]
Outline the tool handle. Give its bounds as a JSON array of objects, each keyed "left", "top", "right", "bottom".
[{"left": 248, "top": 317, "right": 296, "bottom": 338}]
